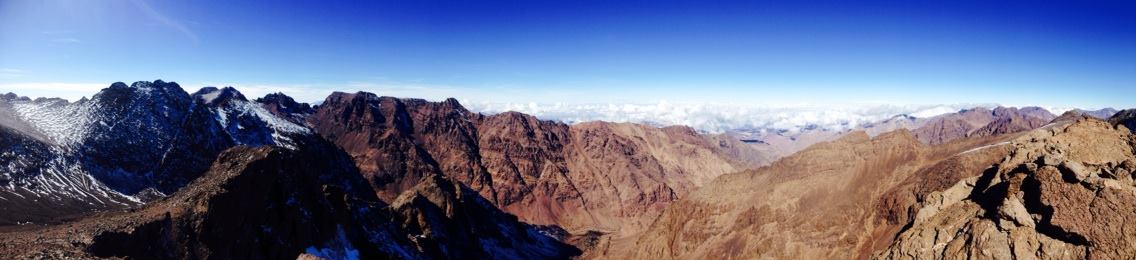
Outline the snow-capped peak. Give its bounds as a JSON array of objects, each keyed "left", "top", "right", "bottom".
[{"left": 193, "top": 86, "right": 248, "bottom": 106}]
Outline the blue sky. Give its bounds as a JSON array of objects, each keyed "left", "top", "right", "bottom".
[{"left": 0, "top": 0, "right": 1133, "bottom": 108}]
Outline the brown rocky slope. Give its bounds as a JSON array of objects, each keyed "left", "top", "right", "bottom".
[
  {"left": 307, "top": 92, "right": 746, "bottom": 237},
  {"left": 620, "top": 118, "right": 1039, "bottom": 258},
  {"left": 623, "top": 115, "right": 1136, "bottom": 259}
]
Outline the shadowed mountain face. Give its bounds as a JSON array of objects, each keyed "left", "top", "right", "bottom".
[
  {"left": 1109, "top": 109, "right": 1136, "bottom": 134},
  {"left": 307, "top": 92, "right": 746, "bottom": 236},
  {"left": 391, "top": 173, "right": 581, "bottom": 259},
  {"left": 0, "top": 145, "right": 390, "bottom": 259},
  {"left": 0, "top": 145, "right": 578, "bottom": 259}
]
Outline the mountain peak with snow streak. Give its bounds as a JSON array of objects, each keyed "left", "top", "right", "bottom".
[
  {"left": 193, "top": 86, "right": 248, "bottom": 106},
  {"left": 192, "top": 86, "right": 310, "bottom": 149}
]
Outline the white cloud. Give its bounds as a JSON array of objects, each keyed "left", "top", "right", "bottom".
[
  {"left": 909, "top": 105, "right": 960, "bottom": 118},
  {"left": 51, "top": 38, "right": 81, "bottom": 44},
  {"left": 1042, "top": 106, "right": 1076, "bottom": 115},
  {"left": 0, "top": 82, "right": 106, "bottom": 101},
  {"left": 40, "top": 30, "right": 76, "bottom": 35}
]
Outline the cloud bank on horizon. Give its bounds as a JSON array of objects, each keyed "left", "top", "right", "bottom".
[
  {"left": 466, "top": 102, "right": 1012, "bottom": 134},
  {"left": 0, "top": 82, "right": 1087, "bottom": 134}
]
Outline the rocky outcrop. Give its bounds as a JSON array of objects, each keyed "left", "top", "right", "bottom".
[
  {"left": 877, "top": 118, "right": 1136, "bottom": 259},
  {"left": 869, "top": 139, "right": 1015, "bottom": 258}
]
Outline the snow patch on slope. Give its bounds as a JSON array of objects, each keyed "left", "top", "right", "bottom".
[
  {"left": 910, "top": 105, "right": 960, "bottom": 118},
  {"left": 304, "top": 226, "right": 361, "bottom": 260},
  {"left": 207, "top": 98, "right": 310, "bottom": 149},
  {"left": 11, "top": 99, "right": 96, "bottom": 146},
  {"left": 1042, "top": 106, "right": 1076, "bottom": 116},
  {"left": 198, "top": 90, "right": 223, "bottom": 104}
]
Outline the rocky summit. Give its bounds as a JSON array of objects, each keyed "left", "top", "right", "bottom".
[{"left": 879, "top": 117, "right": 1136, "bottom": 259}]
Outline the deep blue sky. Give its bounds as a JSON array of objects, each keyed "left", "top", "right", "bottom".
[{"left": 1, "top": 0, "right": 1133, "bottom": 108}]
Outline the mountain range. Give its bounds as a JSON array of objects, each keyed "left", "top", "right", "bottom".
[{"left": 0, "top": 80, "right": 1133, "bottom": 259}]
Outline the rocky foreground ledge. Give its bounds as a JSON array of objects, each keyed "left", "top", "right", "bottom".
[{"left": 879, "top": 117, "right": 1136, "bottom": 259}]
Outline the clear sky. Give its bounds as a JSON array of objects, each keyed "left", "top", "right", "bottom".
[{"left": 1, "top": 0, "right": 1133, "bottom": 108}]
